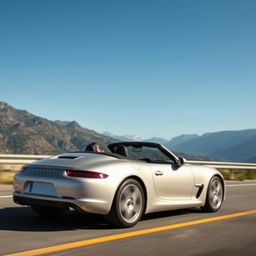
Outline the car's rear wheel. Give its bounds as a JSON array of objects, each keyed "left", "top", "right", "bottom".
[
  {"left": 105, "top": 179, "right": 145, "bottom": 228},
  {"left": 31, "top": 205, "right": 66, "bottom": 217},
  {"left": 202, "top": 176, "right": 224, "bottom": 212}
]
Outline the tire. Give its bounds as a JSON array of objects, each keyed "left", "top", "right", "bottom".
[
  {"left": 201, "top": 176, "right": 224, "bottom": 212},
  {"left": 31, "top": 205, "right": 66, "bottom": 217},
  {"left": 105, "top": 179, "right": 145, "bottom": 228}
]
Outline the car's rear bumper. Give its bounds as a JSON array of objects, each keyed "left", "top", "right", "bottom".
[{"left": 13, "top": 192, "right": 110, "bottom": 215}]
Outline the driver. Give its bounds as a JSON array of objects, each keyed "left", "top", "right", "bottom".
[{"left": 85, "top": 142, "right": 103, "bottom": 152}]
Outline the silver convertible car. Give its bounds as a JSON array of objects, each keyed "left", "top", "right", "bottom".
[{"left": 13, "top": 142, "right": 225, "bottom": 228}]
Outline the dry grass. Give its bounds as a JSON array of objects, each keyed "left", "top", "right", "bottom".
[
  {"left": 220, "top": 169, "right": 256, "bottom": 181},
  {"left": 0, "top": 171, "right": 14, "bottom": 184},
  {"left": 0, "top": 165, "right": 21, "bottom": 184}
]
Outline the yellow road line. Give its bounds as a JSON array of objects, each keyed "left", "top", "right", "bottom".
[{"left": 3, "top": 209, "right": 256, "bottom": 256}]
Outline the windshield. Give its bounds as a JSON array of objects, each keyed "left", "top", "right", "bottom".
[{"left": 126, "top": 145, "right": 173, "bottom": 163}]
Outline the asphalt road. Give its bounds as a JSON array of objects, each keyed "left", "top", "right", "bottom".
[{"left": 0, "top": 181, "right": 256, "bottom": 256}]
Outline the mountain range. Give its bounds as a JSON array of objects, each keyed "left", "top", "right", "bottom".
[
  {"left": 0, "top": 102, "right": 116, "bottom": 154},
  {"left": 165, "top": 130, "right": 256, "bottom": 163},
  {"left": 102, "top": 132, "right": 169, "bottom": 145},
  {"left": 104, "top": 131, "right": 256, "bottom": 163},
  {"left": 0, "top": 102, "right": 255, "bottom": 163}
]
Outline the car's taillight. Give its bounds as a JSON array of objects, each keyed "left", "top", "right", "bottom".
[
  {"left": 65, "top": 170, "right": 108, "bottom": 179},
  {"left": 20, "top": 166, "right": 28, "bottom": 173}
]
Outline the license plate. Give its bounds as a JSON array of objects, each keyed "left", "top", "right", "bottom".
[{"left": 25, "top": 182, "right": 57, "bottom": 197}]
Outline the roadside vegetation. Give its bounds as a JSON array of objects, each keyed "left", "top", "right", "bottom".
[
  {"left": 0, "top": 166, "right": 19, "bottom": 184},
  {"left": 220, "top": 169, "right": 256, "bottom": 181},
  {"left": 0, "top": 170, "right": 13, "bottom": 184},
  {"left": 0, "top": 166, "right": 256, "bottom": 184}
]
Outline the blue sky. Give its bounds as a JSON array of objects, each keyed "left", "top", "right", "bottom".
[{"left": 1, "top": 0, "right": 256, "bottom": 139}]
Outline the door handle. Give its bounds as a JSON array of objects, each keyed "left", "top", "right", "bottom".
[{"left": 154, "top": 170, "right": 163, "bottom": 176}]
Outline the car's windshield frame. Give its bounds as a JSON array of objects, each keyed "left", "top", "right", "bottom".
[{"left": 108, "top": 142, "right": 180, "bottom": 164}]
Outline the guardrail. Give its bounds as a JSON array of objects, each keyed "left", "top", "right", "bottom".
[
  {"left": 0, "top": 154, "right": 256, "bottom": 182},
  {"left": 187, "top": 160, "right": 256, "bottom": 170},
  {"left": 1, "top": 154, "right": 256, "bottom": 169},
  {"left": 0, "top": 154, "right": 51, "bottom": 165},
  {"left": 0, "top": 154, "right": 52, "bottom": 184}
]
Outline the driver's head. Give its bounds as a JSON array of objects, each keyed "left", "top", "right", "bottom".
[{"left": 85, "top": 142, "right": 102, "bottom": 152}]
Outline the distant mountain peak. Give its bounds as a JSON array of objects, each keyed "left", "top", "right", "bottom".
[
  {"left": 166, "top": 130, "right": 256, "bottom": 163},
  {"left": 102, "top": 132, "right": 144, "bottom": 142},
  {"left": 165, "top": 134, "right": 199, "bottom": 148},
  {"left": 103, "top": 132, "right": 169, "bottom": 144},
  {"left": 66, "top": 121, "right": 81, "bottom": 130},
  {"left": 0, "top": 101, "right": 9, "bottom": 108},
  {"left": 146, "top": 137, "right": 169, "bottom": 144},
  {"left": 0, "top": 103, "right": 116, "bottom": 154}
]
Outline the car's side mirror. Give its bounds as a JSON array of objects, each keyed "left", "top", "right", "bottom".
[{"left": 175, "top": 157, "right": 185, "bottom": 167}]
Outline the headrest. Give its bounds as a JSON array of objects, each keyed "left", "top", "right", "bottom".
[{"left": 115, "top": 145, "right": 128, "bottom": 157}]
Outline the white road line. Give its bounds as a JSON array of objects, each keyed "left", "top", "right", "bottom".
[
  {"left": 227, "top": 184, "right": 256, "bottom": 187},
  {"left": 0, "top": 195, "right": 12, "bottom": 198}
]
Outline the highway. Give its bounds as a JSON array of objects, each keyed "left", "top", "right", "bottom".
[{"left": 0, "top": 181, "right": 256, "bottom": 256}]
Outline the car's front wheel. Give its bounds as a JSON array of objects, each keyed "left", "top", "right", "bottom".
[
  {"left": 105, "top": 179, "right": 145, "bottom": 228},
  {"left": 202, "top": 176, "right": 224, "bottom": 212}
]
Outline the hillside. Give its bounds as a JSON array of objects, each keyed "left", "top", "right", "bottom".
[
  {"left": 166, "top": 130, "right": 256, "bottom": 163},
  {"left": 145, "top": 137, "right": 169, "bottom": 145},
  {"left": 103, "top": 132, "right": 169, "bottom": 145},
  {"left": 165, "top": 134, "right": 199, "bottom": 148},
  {"left": 0, "top": 102, "right": 116, "bottom": 154}
]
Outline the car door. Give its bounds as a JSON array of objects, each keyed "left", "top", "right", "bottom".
[{"left": 150, "top": 163, "right": 194, "bottom": 200}]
